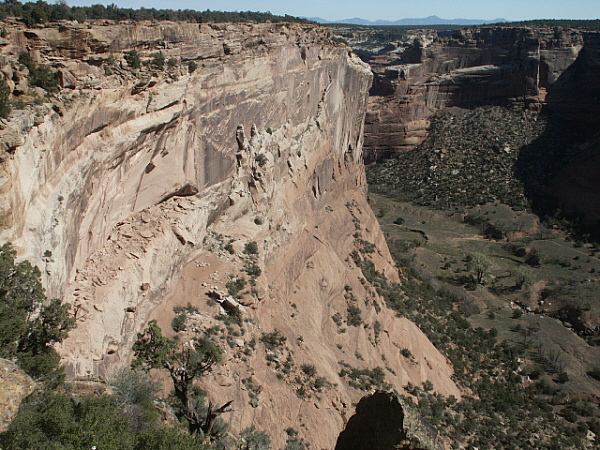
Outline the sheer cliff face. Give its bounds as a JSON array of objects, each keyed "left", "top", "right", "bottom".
[
  {"left": 0, "top": 22, "right": 369, "bottom": 367},
  {"left": 0, "top": 22, "right": 459, "bottom": 448}
]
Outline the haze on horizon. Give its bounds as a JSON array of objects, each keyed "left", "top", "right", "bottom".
[{"left": 65, "top": 0, "right": 600, "bottom": 22}]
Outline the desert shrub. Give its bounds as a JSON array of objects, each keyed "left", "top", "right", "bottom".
[
  {"left": 347, "top": 305, "right": 363, "bottom": 326},
  {"left": 587, "top": 367, "right": 600, "bottom": 381},
  {"left": 18, "top": 51, "right": 36, "bottom": 72},
  {"left": 243, "top": 261, "right": 262, "bottom": 279},
  {"left": 17, "top": 51, "right": 57, "bottom": 92},
  {"left": 238, "top": 425, "right": 271, "bottom": 449},
  {"left": 224, "top": 240, "right": 235, "bottom": 254},
  {"left": 525, "top": 248, "right": 540, "bottom": 266},
  {"left": 135, "top": 427, "right": 208, "bottom": 449},
  {"left": 339, "top": 362, "right": 389, "bottom": 391},
  {"left": 171, "top": 303, "right": 198, "bottom": 331},
  {"left": 125, "top": 50, "right": 141, "bottom": 69},
  {"left": 0, "top": 77, "right": 10, "bottom": 118},
  {"left": 0, "top": 391, "right": 134, "bottom": 449},
  {"left": 284, "top": 428, "right": 307, "bottom": 450},
  {"left": 31, "top": 65, "right": 57, "bottom": 91},
  {"left": 260, "top": 330, "right": 286, "bottom": 351},
  {"left": 243, "top": 241, "right": 259, "bottom": 255},
  {"left": 255, "top": 154, "right": 267, "bottom": 167},
  {"left": 0, "top": 243, "right": 75, "bottom": 381},
  {"left": 0, "top": 387, "right": 210, "bottom": 449},
  {"left": 556, "top": 372, "right": 569, "bottom": 384},
  {"left": 171, "top": 313, "right": 187, "bottom": 332},
  {"left": 401, "top": 348, "right": 413, "bottom": 359},
  {"left": 151, "top": 51, "right": 165, "bottom": 70},
  {"left": 226, "top": 276, "right": 247, "bottom": 297},
  {"left": 111, "top": 368, "right": 160, "bottom": 432},
  {"left": 300, "top": 364, "right": 317, "bottom": 377}
]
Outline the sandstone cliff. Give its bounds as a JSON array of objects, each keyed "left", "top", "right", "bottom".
[
  {"left": 0, "top": 20, "right": 458, "bottom": 448},
  {"left": 352, "top": 26, "right": 591, "bottom": 162}
]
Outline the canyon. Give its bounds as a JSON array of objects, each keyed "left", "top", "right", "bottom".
[
  {"left": 334, "top": 24, "right": 600, "bottom": 228},
  {"left": 0, "top": 19, "right": 457, "bottom": 448},
  {"left": 1, "top": 17, "right": 599, "bottom": 448},
  {"left": 336, "top": 23, "right": 600, "bottom": 449}
]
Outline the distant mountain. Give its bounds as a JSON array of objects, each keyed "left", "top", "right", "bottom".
[{"left": 308, "top": 15, "right": 506, "bottom": 26}]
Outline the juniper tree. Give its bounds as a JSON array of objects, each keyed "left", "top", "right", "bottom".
[{"left": 132, "top": 320, "right": 231, "bottom": 438}]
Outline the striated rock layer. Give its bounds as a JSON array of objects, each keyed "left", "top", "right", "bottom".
[
  {"left": 352, "top": 26, "right": 596, "bottom": 162},
  {"left": 0, "top": 21, "right": 458, "bottom": 448}
]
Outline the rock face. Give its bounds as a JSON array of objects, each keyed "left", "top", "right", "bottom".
[
  {"left": 0, "top": 20, "right": 459, "bottom": 448},
  {"left": 0, "top": 358, "right": 36, "bottom": 433},
  {"left": 335, "top": 391, "right": 411, "bottom": 450},
  {"left": 340, "top": 24, "right": 600, "bottom": 228},
  {"left": 349, "top": 26, "right": 591, "bottom": 163},
  {"left": 335, "top": 391, "right": 433, "bottom": 450}
]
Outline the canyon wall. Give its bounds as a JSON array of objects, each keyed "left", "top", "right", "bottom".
[
  {"left": 348, "top": 26, "right": 594, "bottom": 162},
  {"left": 340, "top": 24, "right": 600, "bottom": 228},
  {"left": 0, "top": 21, "right": 458, "bottom": 448}
]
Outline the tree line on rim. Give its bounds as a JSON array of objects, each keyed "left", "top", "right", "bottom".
[{"left": 0, "top": 0, "right": 312, "bottom": 27}]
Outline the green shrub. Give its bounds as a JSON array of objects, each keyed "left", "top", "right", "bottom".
[
  {"left": 300, "top": 364, "right": 317, "bottom": 377},
  {"left": 255, "top": 154, "right": 267, "bottom": 167},
  {"left": 339, "top": 363, "right": 389, "bottom": 391},
  {"left": 18, "top": 51, "right": 36, "bottom": 72},
  {"left": 31, "top": 65, "right": 57, "bottom": 91},
  {"left": 151, "top": 51, "right": 165, "bottom": 70},
  {"left": 243, "top": 261, "right": 262, "bottom": 279},
  {"left": 17, "top": 51, "right": 58, "bottom": 92},
  {"left": 226, "top": 276, "right": 247, "bottom": 297},
  {"left": 347, "top": 305, "right": 363, "bottom": 326},
  {"left": 556, "top": 372, "right": 569, "bottom": 384},
  {"left": 224, "top": 240, "right": 235, "bottom": 254},
  {"left": 171, "top": 313, "right": 187, "bottom": 332},
  {"left": 588, "top": 367, "right": 600, "bottom": 381},
  {"left": 0, "top": 391, "right": 134, "bottom": 449},
  {"left": 0, "top": 243, "right": 75, "bottom": 380},
  {"left": 125, "top": 50, "right": 141, "bottom": 69},
  {"left": 244, "top": 241, "right": 259, "bottom": 255},
  {"left": 238, "top": 425, "right": 271, "bottom": 450},
  {"left": 0, "top": 77, "right": 11, "bottom": 119},
  {"left": 0, "top": 388, "right": 210, "bottom": 450},
  {"left": 260, "top": 329, "right": 286, "bottom": 351}
]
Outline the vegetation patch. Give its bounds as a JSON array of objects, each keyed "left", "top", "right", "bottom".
[{"left": 338, "top": 361, "right": 390, "bottom": 391}]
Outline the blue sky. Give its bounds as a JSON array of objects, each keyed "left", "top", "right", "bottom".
[{"left": 66, "top": 1, "right": 600, "bottom": 22}]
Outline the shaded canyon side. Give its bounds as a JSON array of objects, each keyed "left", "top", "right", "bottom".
[{"left": 337, "top": 25, "right": 600, "bottom": 228}]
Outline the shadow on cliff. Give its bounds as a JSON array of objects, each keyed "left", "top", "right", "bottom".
[
  {"left": 335, "top": 392, "right": 433, "bottom": 450},
  {"left": 514, "top": 38, "right": 600, "bottom": 240}
]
